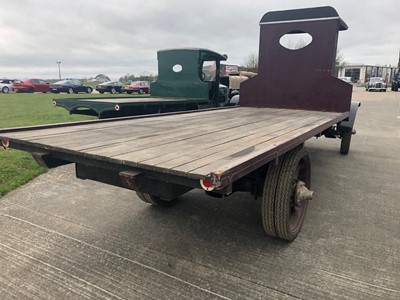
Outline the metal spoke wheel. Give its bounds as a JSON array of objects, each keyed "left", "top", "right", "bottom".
[
  {"left": 136, "top": 192, "right": 177, "bottom": 207},
  {"left": 262, "top": 147, "right": 312, "bottom": 241}
]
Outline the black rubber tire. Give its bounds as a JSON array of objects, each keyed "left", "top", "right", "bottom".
[
  {"left": 139, "top": 89, "right": 144, "bottom": 94},
  {"left": 136, "top": 192, "right": 177, "bottom": 207},
  {"left": 262, "top": 147, "right": 311, "bottom": 241},
  {"left": 2, "top": 86, "right": 10, "bottom": 93},
  {"left": 262, "top": 158, "right": 284, "bottom": 238},
  {"left": 340, "top": 132, "right": 352, "bottom": 155},
  {"left": 86, "top": 87, "right": 92, "bottom": 94},
  {"left": 68, "top": 88, "right": 74, "bottom": 94}
]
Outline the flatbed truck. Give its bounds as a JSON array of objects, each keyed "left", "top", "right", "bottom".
[{"left": 0, "top": 7, "right": 359, "bottom": 241}]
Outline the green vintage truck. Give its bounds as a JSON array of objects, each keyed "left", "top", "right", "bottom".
[{"left": 53, "top": 48, "right": 233, "bottom": 118}]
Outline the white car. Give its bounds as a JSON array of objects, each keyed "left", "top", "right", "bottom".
[
  {"left": 339, "top": 77, "right": 352, "bottom": 84},
  {"left": 365, "top": 77, "right": 387, "bottom": 92},
  {"left": 0, "top": 79, "right": 14, "bottom": 93}
]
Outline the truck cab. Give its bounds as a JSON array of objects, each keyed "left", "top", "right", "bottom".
[{"left": 150, "top": 48, "right": 229, "bottom": 107}]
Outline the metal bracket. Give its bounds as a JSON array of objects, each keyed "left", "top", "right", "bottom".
[
  {"left": 119, "top": 170, "right": 143, "bottom": 190},
  {"left": 32, "top": 152, "right": 71, "bottom": 168}
]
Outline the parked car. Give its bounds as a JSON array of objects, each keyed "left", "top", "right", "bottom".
[
  {"left": 95, "top": 81, "right": 124, "bottom": 94},
  {"left": 50, "top": 80, "right": 92, "bottom": 94},
  {"left": 0, "top": 79, "right": 14, "bottom": 93},
  {"left": 339, "top": 77, "right": 352, "bottom": 84},
  {"left": 12, "top": 78, "right": 50, "bottom": 93},
  {"left": 365, "top": 77, "right": 387, "bottom": 92},
  {"left": 391, "top": 72, "right": 399, "bottom": 91},
  {"left": 121, "top": 81, "right": 150, "bottom": 94}
]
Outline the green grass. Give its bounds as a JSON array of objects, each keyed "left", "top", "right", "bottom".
[{"left": 0, "top": 92, "right": 105, "bottom": 197}]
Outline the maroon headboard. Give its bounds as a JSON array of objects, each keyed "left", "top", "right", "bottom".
[{"left": 240, "top": 6, "right": 352, "bottom": 113}]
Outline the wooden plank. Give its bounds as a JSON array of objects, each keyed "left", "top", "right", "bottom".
[
  {"left": 190, "top": 113, "right": 347, "bottom": 178},
  {"left": 113, "top": 110, "right": 317, "bottom": 167},
  {"left": 85, "top": 109, "right": 306, "bottom": 161},
  {"left": 156, "top": 114, "right": 334, "bottom": 174},
  {"left": 30, "top": 107, "right": 263, "bottom": 150},
  {"left": 4, "top": 107, "right": 241, "bottom": 140},
  {"left": 132, "top": 110, "right": 313, "bottom": 166},
  {"left": 72, "top": 97, "right": 209, "bottom": 104}
]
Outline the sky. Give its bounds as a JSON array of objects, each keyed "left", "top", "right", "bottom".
[{"left": 1, "top": 0, "right": 399, "bottom": 80}]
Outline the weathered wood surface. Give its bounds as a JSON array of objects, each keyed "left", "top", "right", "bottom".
[
  {"left": 66, "top": 97, "right": 209, "bottom": 104},
  {"left": 1, "top": 107, "right": 347, "bottom": 179}
]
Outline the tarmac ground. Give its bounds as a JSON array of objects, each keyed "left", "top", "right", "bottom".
[{"left": 0, "top": 87, "right": 399, "bottom": 299}]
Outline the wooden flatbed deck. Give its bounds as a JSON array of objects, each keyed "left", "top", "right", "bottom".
[
  {"left": 1, "top": 107, "right": 348, "bottom": 187},
  {"left": 53, "top": 96, "right": 211, "bottom": 118}
]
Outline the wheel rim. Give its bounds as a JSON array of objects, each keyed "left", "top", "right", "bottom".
[
  {"left": 111, "top": 88, "right": 116, "bottom": 94},
  {"left": 87, "top": 88, "right": 91, "bottom": 93},
  {"left": 3, "top": 87, "right": 9, "bottom": 93},
  {"left": 68, "top": 88, "right": 73, "bottom": 94}
]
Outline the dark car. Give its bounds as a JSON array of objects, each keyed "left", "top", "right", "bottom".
[
  {"left": 121, "top": 81, "right": 150, "bottom": 94},
  {"left": 365, "top": 77, "right": 387, "bottom": 92},
  {"left": 50, "top": 80, "right": 93, "bottom": 94},
  {"left": 95, "top": 81, "right": 124, "bottom": 94},
  {"left": 12, "top": 78, "right": 50, "bottom": 93},
  {"left": 391, "top": 72, "right": 399, "bottom": 91}
]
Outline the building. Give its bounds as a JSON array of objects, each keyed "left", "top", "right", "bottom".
[{"left": 337, "top": 64, "right": 398, "bottom": 84}]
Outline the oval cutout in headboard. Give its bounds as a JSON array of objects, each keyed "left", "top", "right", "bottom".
[{"left": 279, "top": 31, "right": 313, "bottom": 50}]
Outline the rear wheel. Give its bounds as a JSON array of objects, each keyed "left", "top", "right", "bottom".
[
  {"left": 86, "top": 87, "right": 92, "bottom": 94},
  {"left": 262, "top": 147, "right": 312, "bottom": 241},
  {"left": 340, "top": 131, "right": 352, "bottom": 155},
  {"left": 2, "top": 86, "right": 10, "bottom": 93},
  {"left": 111, "top": 88, "right": 116, "bottom": 94},
  {"left": 139, "top": 89, "right": 144, "bottom": 94},
  {"left": 68, "top": 88, "right": 74, "bottom": 94},
  {"left": 136, "top": 192, "right": 177, "bottom": 207}
]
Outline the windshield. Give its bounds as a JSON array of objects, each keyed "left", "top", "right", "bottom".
[{"left": 202, "top": 61, "right": 216, "bottom": 81}]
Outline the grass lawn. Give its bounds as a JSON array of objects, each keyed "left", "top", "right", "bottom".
[{"left": 0, "top": 92, "right": 123, "bottom": 196}]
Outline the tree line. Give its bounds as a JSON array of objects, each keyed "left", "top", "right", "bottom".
[{"left": 119, "top": 73, "right": 157, "bottom": 82}]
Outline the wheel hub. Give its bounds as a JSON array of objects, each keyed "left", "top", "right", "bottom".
[{"left": 294, "top": 180, "right": 313, "bottom": 206}]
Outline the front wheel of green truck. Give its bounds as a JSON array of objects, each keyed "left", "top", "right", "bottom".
[
  {"left": 136, "top": 192, "right": 178, "bottom": 207},
  {"left": 262, "top": 147, "right": 312, "bottom": 241}
]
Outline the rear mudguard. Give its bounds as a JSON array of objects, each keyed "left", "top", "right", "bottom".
[{"left": 338, "top": 101, "right": 361, "bottom": 133}]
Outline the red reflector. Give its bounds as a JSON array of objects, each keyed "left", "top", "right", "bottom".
[
  {"left": 115, "top": 104, "right": 120, "bottom": 111},
  {"left": 1, "top": 139, "right": 9, "bottom": 149},
  {"left": 200, "top": 179, "right": 214, "bottom": 191}
]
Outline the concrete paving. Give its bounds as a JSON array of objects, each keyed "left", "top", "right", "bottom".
[{"left": 0, "top": 87, "right": 399, "bottom": 299}]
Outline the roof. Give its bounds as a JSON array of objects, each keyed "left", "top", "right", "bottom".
[
  {"left": 260, "top": 6, "right": 348, "bottom": 31},
  {"left": 158, "top": 48, "right": 227, "bottom": 61}
]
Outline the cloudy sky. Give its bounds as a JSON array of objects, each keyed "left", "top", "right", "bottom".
[{"left": 1, "top": 0, "right": 398, "bottom": 80}]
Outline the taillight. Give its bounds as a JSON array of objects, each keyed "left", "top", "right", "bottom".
[{"left": 200, "top": 178, "right": 214, "bottom": 191}]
